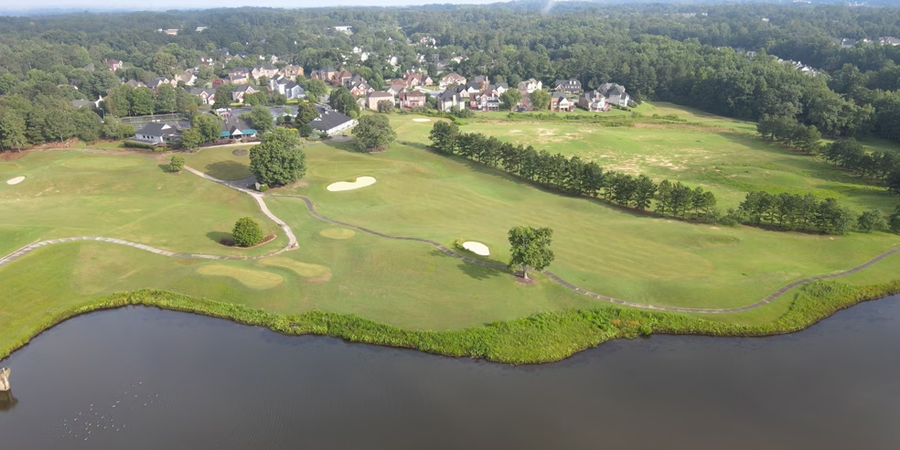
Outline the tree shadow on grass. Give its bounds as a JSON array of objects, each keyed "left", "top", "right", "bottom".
[
  {"left": 157, "top": 164, "right": 172, "bottom": 172},
  {"left": 204, "top": 161, "right": 252, "bottom": 181},
  {"left": 206, "top": 231, "right": 232, "bottom": 246},
  {"left": 457, "top": 262, "right": 504, "bottom": 281}
]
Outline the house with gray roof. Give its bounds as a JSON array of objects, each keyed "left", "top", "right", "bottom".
[{"left": 132, "top": 122, "right": 183, "bottom": 145}]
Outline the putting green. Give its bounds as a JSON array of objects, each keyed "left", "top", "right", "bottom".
[
  {"left": 319, "top": 228, "right": 356, "bottom": 239},
  {"left": 195, "top": 264, "right": 284, "bottom": 289},
  {"left": 61, "top": 156, "right": 141, "bottom": 170},
  {"left": 257, "top": 257, "right": 331, "bottom": 279}
]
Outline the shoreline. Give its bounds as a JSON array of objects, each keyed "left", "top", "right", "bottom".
[{"left": 1, "top": 279, "right": 898, "bottom": 365}]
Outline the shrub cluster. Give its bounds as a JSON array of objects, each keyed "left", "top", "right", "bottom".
[{"left": 757, "top": 114, "right": 822, "bottom": 154}]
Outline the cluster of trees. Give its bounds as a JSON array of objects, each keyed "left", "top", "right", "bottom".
[
  {"left": 756, "top": 115, "right": 823, "bottom": 154},
  {"left": 0, "top": 99, "right": 133, "bottom": 150},
  {"left": 104, "top": 83, "right": 197, "bottom": 117},
  {"left": 429, "top": 122, "right": 717, "bottom": 220},
  {"left": 823, "top": 139, "right": 900, "bottom": 194},
  {"left": 328, "top": 87, "right": 360, "bottom": 118},
  {"left": 737, "top": 191, "right": 860, "bottom": 234}
]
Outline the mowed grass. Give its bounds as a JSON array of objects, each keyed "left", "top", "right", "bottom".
[
  {"left": 1, "top": 107, "right": 899, "bottom": 357},
  {"left": 267, "top": 114, "right": 900, "bottom": 310},
  {"left": 0, "top": 150, "right": 286, "bottom": 256},
  {"left": 462, "top": 102, "right": 900, "bottom": 212},
  {"left": 185, "top": 145, "right": 256, "bottom": 180}
]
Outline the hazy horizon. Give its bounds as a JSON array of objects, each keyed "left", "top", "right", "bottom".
[{"left": 0, "top": 0, "right": 512, "bottom": 14}]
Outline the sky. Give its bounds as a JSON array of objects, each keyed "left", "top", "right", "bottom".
[{"left": 0, "top": 0, "right": 510, "bottom": 14}]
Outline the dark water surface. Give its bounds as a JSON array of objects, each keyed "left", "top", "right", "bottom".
[{"left": 1, "top": 296, "right": 899, "bottom": 449}]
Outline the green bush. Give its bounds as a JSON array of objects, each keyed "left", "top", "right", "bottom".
[{"left": 232, "top": 217, "right": 263, "bottom": 247}]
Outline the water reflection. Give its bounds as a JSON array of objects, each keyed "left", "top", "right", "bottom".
[{"left": 0, "top": 390, "right": 17, "bottom": 411}]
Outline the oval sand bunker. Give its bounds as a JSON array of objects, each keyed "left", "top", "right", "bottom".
[
  {"left": 6, "top": 176, "right": 25, "bottom": 185},
  {"left": 412, "top": 118, "right": 432, "bottom": 122},
  {"left": 327, "top": 176, "right": 376, "bottom": 192},
  {"left": 462, "top": 241, "right": 490, "bottom": 256}
]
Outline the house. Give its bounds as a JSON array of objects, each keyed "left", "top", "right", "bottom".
[
  {"left": 228, "top": 68, "right": 250, "bottom": 84},
  {"left": 518, "top": 78, "right": 542, "bottom": 93},
  {"left": 251, "top": 65, "right": 279, "bottom": 80},
  {"left": 597, "top": 83, "right": 630, "bottom": 107},
  {"left": 398, "top": 90, "right": 426, "bottom": 109},
  {"left": 309, "top": 105, "right": 357, "bottom": 135},
  {"left": 311, "top": 67, "right": 337, "bottom": 83},
  {"left": 132, "top": 122, "right": 183, "bottom": 145},
  {"left": 514, "top": 89, "right": 533, "bottom": 112},
  {"left": 175, "top": 70, "right": 197, "bottom": 87},
  {"left": 200, "top": 57, "right": 215, "bottom": 66},
  {"left": 333, "top": 26, "right": 353, "bottom": 34},
  {"left": 437, "top": 90, "right": 466, "bottom": 111},
  {"left": 349, "top": 79, "right": 373, "bottom": 97},
  {"left": 439, "top": 73, "right": 467, "bottom": 89},
  {"left": 281, "top": 65, "right": 304, "bottom": 78},
  {"left": 485, "top": 83, "right": 509, "bottom": 96},
  {"left": 579, "top": 90, "right": 609, "bottom": 112},
  {"left": 158, "top": 28, "right": 178, "bottom": 36},
  {"left": 274, "top": 81, "right": 304, "bottom": 100},
  {"left": 401, "top": 72, "right": 432, "bottom": 88},
  {"left": 104, "top": 59, "right": 123, "bottom": 72},
  {"left": 463, "top": 81, "right": 482, "bottom": 95},
  {"left": 471, "top": 75, "right": 490, "bottom": 91},
  {"left": 554, "top": 79, "right": 583, "bottom": 95},
  {"left": 149, "top": 77, "right": 176, "bottom": 91},
  {"left": 125, "top": 80, "right": 146, "bottom": 89},
  {"left": 233, "top": 85, "right": 258, "bottom": 103},
  {"left": 190, "top": 87, "right": 217, "bottom": 105},
  {"left": 550, "top": 92, "right": 576, "bottom": 112},
  {"left": 470, "top": 92, "right": 500, "bottom": 111},
  {"left": 367, "top": 91, "right": 395, "bottom": 110},
  {"left": 386, "top": 80, "right": 407, "bottom": 96},
  {"left": 220, "top": 118, "right": 257, "bottom": 140},
  {"left": 334, "top": 71, "right": 354, "bottom": 87}
]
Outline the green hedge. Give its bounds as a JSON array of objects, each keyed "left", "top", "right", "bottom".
[{"left": 122, "top": 140, "right": 158, "bottom": 150}]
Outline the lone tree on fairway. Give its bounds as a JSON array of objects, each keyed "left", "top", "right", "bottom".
[
  {"left": 169, "top": 154, "right": 185, "bottom": 172},
  {"left": 232, "top": 217, "right": 263, "bottom": 247},
  {"left": 353, "top": 114, "right": 396, "bottom": 153},
  {"left": 249, "top": 128, "right": 306, "bottom": 186},
  {"left": 507, "top": 226, "right": 555, "bottom": 280}
]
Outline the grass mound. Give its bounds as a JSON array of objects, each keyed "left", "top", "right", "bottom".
[
  {"left": 257, "top": 257, "right": 331, "bottom": 279},
  {"left": 195, "top": 264, "right": 284, "bottom": 289}
]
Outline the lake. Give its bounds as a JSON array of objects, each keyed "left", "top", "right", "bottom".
[{"left": 1, "top": 296, "right": 898, "bottom": 449}]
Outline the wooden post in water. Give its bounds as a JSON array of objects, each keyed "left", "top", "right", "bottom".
[{"left": 0, "top": 367, "right": 10, "bottom": 392}]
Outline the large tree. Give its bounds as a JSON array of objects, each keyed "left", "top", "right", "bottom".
[
  {"left": 428, "top": 121, "right": 459, "bottom": 154},
  {"left": 246, "top": 105, "right": 274, "bottom": 133},
  {"left": 299, "top": 78, "right": 327, "bottom": 101},
  {"left": 500, "top": 89, "right": 522, "bottom": 110},
  {"left": 0, "top": 112, "right": 28, "bottom": 151},
  {"left": 232, "top": 217, "right": 263, "bottom": 247},
  {"left": 212, "top": 85, "right": 234, "bottom": 110},
  {"left": 179, "top": 128, "right": 203, "bottom": 150},
  {"left": 154, "top": 84, "right": 178, "bottom": 113},
  {"left": 249, "top": 128, "right": 306, "bottom": 186},
  {"left": 507, "top": 226, "right": 555, "bottom": 279},
  {"left": 295, "top": 102, "right": 319, "bottom": 125},
  {"left": 352, "top": 114, "right": 396, "bottom": 152},
  {"left": 328, "top": 87, "right": 360, "bottom": 117},
  {"left": 530, "top": 89, "right": 551, "bottom": 111},
  {"left": 191, "top": 113, "right": 222, "bottom": 143}
]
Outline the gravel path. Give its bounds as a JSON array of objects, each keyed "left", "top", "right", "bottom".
[{"left": 2, "top": 165, "right": 897, "bottom": 315}]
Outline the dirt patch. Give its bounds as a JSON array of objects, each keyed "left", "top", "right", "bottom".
[
  {"left": 232, "top": 149, "right": 249, "bottom": 156},
  {"left": 0, "top": 151, "right": 28, "bottom": 161},
  {"left": 218, "top": 234, "right": 277, "bottom": 249},
  {"left": 515, "top": 275, "right": 536, "bottom": 286}
]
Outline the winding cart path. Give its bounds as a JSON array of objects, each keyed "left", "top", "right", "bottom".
[{"left": 2, "top": 166, "right": 898, "bottom": 315}]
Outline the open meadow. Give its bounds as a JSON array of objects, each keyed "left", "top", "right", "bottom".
[{"left": 1, "top": 102, "right": 899, "bottom": 362}]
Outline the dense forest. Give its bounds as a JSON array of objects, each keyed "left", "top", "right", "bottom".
[{"left": 3, "top": 2, "right": 900, "bottom": 149}]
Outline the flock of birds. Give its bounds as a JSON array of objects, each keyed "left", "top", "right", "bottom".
[{"left": 55, "top": 380, "right": 167, "bottom": 442}]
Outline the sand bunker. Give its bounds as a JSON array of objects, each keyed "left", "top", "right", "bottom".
[
  {"left": 6, "top": 176, "right": 25, "bottom": 185},
  {"left": 327, "top": 176, "right": 376, "bottom": 192},
  {"left": 320, "top": 228, "right": 356, "bottom": 239},
  {"left": 412, "top": 118, "right": 432, "bottom": 122},
  {"left": 462, "top": 241, "right": 490, "bottom": 256}
]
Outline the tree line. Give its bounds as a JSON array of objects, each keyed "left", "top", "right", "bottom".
[
  {"left": 737, "top": 191, "right": 861, "bottom": 235},
  {"left": 822, "top": 138, "right": 900, "bottom": 194},
  {"left": 429, "top": 121, "right": 718, "bottom": 222}
]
